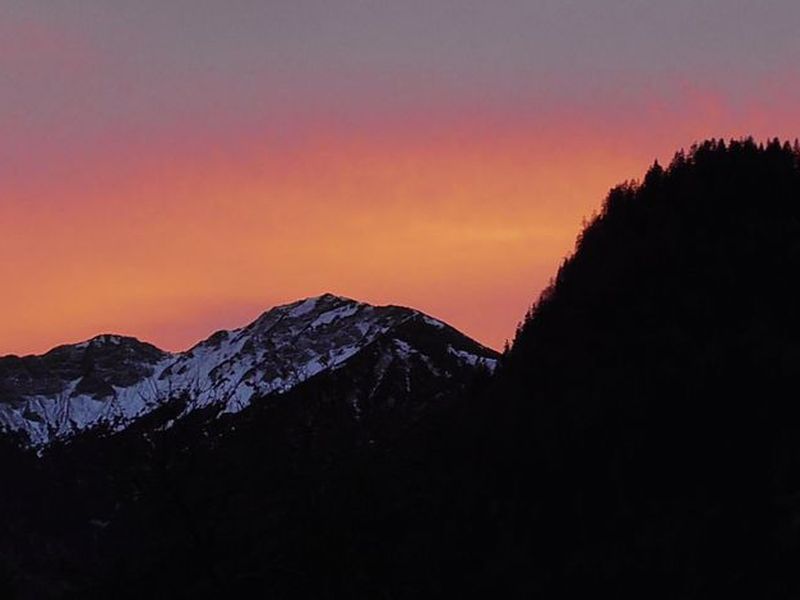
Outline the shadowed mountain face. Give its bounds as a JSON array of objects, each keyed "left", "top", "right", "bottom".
[
  {"left": 0, "top": 294, "right": 497, "bottom": 447},
  {"left": 0, "top": 335, "right": 166, "bottom": 401}
]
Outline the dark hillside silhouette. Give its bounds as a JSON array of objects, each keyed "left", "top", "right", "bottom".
[{"left": 497, "top": 138, "right": 800, "bottom": 597}]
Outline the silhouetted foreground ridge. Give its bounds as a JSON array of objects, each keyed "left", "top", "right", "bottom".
[{"left": 499, "top": 138, "right": 800, "bottom": 597}]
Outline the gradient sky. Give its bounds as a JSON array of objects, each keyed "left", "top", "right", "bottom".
[{"left": 2, "top": 1, "right": 800, "bottom": 355}]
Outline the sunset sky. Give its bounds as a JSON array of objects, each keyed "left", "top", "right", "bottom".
[{"left": 3, "top": 1, "right": 800, "bottom": 355}]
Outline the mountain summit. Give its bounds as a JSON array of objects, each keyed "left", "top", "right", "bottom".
[{"left": 0, "top": 294, "right": 497, "bottom": 447}]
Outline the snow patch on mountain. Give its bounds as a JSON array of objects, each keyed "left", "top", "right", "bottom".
[{"left": 448, "top": 345, "right": 498, "bottom": 370}]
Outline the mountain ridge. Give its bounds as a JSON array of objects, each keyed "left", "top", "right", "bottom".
[{"left": 0, "top": 293, "right": 498, "bottom": 448}]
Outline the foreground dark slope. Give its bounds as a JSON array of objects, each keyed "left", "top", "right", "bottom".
[{"left": 498, "top": 138, "right": 800, "bottom": 597}]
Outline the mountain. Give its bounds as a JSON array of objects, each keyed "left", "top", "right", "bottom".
[
  {"left": 0, "top": 294, "right": 497, "bottom": 448},
  {"left": 0, "top": 294, "right": 498, "bottom": 598},
  {"left": 489, "top": 138, "right": 800, "bottom": 597}
]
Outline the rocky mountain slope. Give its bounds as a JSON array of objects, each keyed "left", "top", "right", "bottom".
[{"left": 0, "top": 294, "right": 497, "bottom": 448}]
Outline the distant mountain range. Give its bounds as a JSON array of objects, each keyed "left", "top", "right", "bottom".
[{"left": 0, "top": 293, "right": 497, "bottom": 448}]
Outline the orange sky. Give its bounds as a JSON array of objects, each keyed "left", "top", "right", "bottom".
[
  {"left": 3, "top": 2, "right": 800, "bottom": 355},
  {"left": 0, "top": 0, "right": 800, "bottom": 354},
  {"left": 4, "top": 95, "right": 797, "bottom": 356}
]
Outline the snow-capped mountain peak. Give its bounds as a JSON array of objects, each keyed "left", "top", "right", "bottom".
[{"left": 0, "top": 295, "right": 498, "bottom": 447}]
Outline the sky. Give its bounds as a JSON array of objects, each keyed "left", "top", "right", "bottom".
[{"left": 2, "top": 1, "right": 800, "bottom": 355}]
